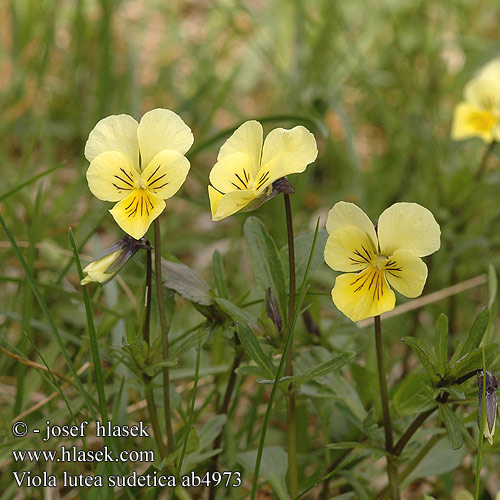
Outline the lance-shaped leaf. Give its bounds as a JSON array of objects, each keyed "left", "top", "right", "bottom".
[
  {"left": 462, "top": 307, "right": 489, "bottom": 353},
  {"left": 161, "top": 257, "right": 213, "bottom": 306},
  {"left": 438, "top": 404, "right": 464, "bottom": 450},
  {"left": 450, "top": 343, "right": 500, "bottom": 380},
  {"left": 237, "top": 446, "right": 289, "bottom": 500},
  {"left": 434, "top": 313, "right": 449, "bottom": 376},
  {"left": 236, "top": 322, "right": 275, "bottom": 379},
  {"left": 401, "top": 336, "right": 438, "bottom": 383},
  {"left": 289, "top": 351, "right": 355, "bottom": 386},
  {"left": 215, "top": 297, "right": 260, "bottom": 328},
  {"left": 244, "top": 217, "right": 287, "bottom": 322}
]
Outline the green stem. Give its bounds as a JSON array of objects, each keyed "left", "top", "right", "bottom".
[
  {"left": 284, "top": 193, "right": 298, "bottom": 498},
  {"left": 143, "top": 246, "right": 167, "bottom": 458},
  {"left": 475, "top": 140, "right": 496, "bottom": 181},
  {"left": 144, "top": 246, "right": 152, "bottom": 346},
  {"left": 378, "top": 435, "right": 441, "bottom": 500},
  {"left": 145, "top": 385, "right": 167, "bottom": 458},
  {"left": 374, "top": 316, "right": 400, "bottom": 500},
  {"left": 172, "top": 334, "right": 203, "bottom": 499},
  {"left": 154, "top": 218, "right": 175, "bottom": 454},
  {"left": 474, "top": 348, "right": 487, "bottom": 500},
  {"left": 208, "top": 335, "right": 243, "bottom": 500},
  {"left": 250, "top": 219, "right": 321, "bottom": 500}
]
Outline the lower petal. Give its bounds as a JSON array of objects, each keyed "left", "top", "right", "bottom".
[
  {"left": 384, "top": 249, "right": 427, "bottom": 298},
  {"left": 211, "top": 189, "right": 260, "bottom": 221},
  {"left": 332, "top": 269, "right": 395, "bottom": 322},
  {"left": 110, "top": 190, "right": 165, "bottom": 239},
  {"left": 208, "top": 185, "right": 223, "bottom": 219}
]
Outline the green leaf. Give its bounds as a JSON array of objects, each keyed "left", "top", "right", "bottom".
[
  {"left": 393, "top": 372, "right": 435, "bottom": 416},
  {"left": 449, "top": 340, "right": 464, "bottom": 366},
  {"left": 237, "top": 447, "right": 289, "bottom": 500},
  {"left": 235, "top": 365, "right": 269, "bottom": 377},
  {"left": 438, "top": 404, "right": 463, "bottom": 450},
  {"left": 401, "top": 336, "right": 438, "bottom": 382},
  {"left": 404, "top": 437, "right": 467, "bottom": 485},
  {"left": 212, "top": 250, "right": 229, "bottom": 299},
  {"left": 171, "top": 329, "right": 210, "bottom": 359},
  {"left": 462, "top": 308, "right": 489, "bottom": 353},
  {"left": 291, "top": 351, "right": 355, "bottom": 386},
  {"left": 434, "top": 314, "right": 449, "bottom": 376},
  {"left": 244, "top": 217, "right": 287, "bottom": 321},
  {"left": 161, "top": 258, "right": 213, "bottom": 306},
  {"left": 488, "top": 263, "right": 497, "bottom": 309},
  {"left": 236, "top": 322, "right": 275, "bottom": 379},
  {"left": 449, "top": 343, "right": 500, "bottom": 380},
  {"left": 215, "top": 297, "right": 260, "bottom": 327},
  {"left": 280, "top": 230, "right": 328, "bottom": 286},
  {"left": 197, "top": 414, "right": 227, "bottom": 451}
]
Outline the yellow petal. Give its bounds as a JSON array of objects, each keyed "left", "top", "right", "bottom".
[
  {"left": 208, "top": 186, "right": 223, "bottom": 219},
  {"left": 454, "top": 490, "right": 474, "bottom": 500},
  {"left": 209, "top": 152, "right": 255, "bottom": 193},
  {"left": 86, "top": 151, "right": 139, "bottom": 202},
  {"left": 332, "top": 268, "right": 395, "bottom": 322},
  {"left": 137, "top": 108, "right": 193, "bottom": 170},
  {"left": 218, "top": 120, "right": 263, "bottom": 178},
  {"left": 383, "top": 249, "right": 427, "bottom": 298},
  {"left": 377, "top": 203, "right": 440, "bottom": 257},
  {"left": 84, "top": 114, "right": 139, "bottom": 169},
  {"left": 465, "top": 77, "right": 500, "bottom": 110},
  {"left": 211, "top": 189, "right": 260, "bottom": 221},
  {"left": 259, "top": 125, "right": 318, "bottom": 182},
  {"left": 324, "top": 225, "right": 376, "bottom": 273},
  {"left": 325, "top": 202, "right": 378, "bottom": 248},
  {"left": 81, "top": 250, "right": 122, "bottom": 285},
  {"left": 451, "top": 102, "right": 496, "bottom": 143},
  {"left": 110, "top": 190, "right": 165, "bottom": 239},
  {"left": 142, "top": 149, "right": 190, "bottom": 200}
]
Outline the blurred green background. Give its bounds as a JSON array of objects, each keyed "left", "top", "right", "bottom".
[{"left": 1, "top": 0, "right": 500, "bottom": 498}]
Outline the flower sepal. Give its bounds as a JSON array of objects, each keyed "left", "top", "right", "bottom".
[{"left": 81, "top": 235, "right": 148, "bottom": 285}]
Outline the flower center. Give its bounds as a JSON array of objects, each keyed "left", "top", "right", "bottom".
[{"left": 372, "top": 254, "right": 390, "bottom": 270}]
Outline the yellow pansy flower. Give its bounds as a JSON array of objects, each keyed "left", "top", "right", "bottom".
[
  {"left": 81, "top": 235, "right": 146, "bottom": 285},
  {"left": 85, "top": 108, "right": 193, "bottom": 239},
  {"left": 208, "top": 120, "right": 318, "bottom": 221},
  {"left": 452, "top": 58, "right": 500, "bottom": 143},
  {"left": 324, "top": 202, "right": 440, "bottom": 322}
]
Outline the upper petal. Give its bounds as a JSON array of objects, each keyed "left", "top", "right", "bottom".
[
  {"left": 85, "top": 114, "right": 139, "bottom": 169},
  {"left": 218, "top": 121, "right": 263, "bottom": 178},
  {"left": 324, "top": 225, "right": 376, "bottom": 273},
  {"left": 260, "top": 125, "right": 318, "bottom": 181},
  {"left": 137, "top": 108, "right": 193, "bottom": 170},
  {"left": 377, "top": 203, "right": 440, "bottom": 257},
  {"left": 331, "top": 269, "right": 395, "bottom": 322},
  {"left": 451, "top": 102, "right": 496, "bottom": 143},
  {"left": 142, "top": 149, "right": 190, "bottom": 200},
  {"left": 465, "top": 77, "right": 500, "bottom": 110},
  {"left": 209, "top": 152, "right": 255, "bottom": 193},
  {"left": 110, "top": 190, "right": 165, "bottom": 239},
  {"left": 383, "top": 249, "right": 428, "bottom": 298},
  {"left": 211, "top": 189, "right": 260, "bottom": 221},
  {"left": 86, "top": 151, "right": 139, "bottom": 202},
  {"left": 325, "top": 202, "right": 378, "bottom": 248}
]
